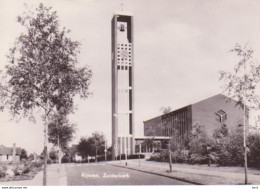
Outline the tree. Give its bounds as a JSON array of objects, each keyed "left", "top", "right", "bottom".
[
  {"left": 188, "top": 124, "right": 213, "bottom": 164},
  {"left": 90, "top": 132, "right": 106, "bottom": 162},
  {"left": 219, "top": 43, "right": 260, "bottom": 184},
  {"left": 247, "top": 133, "right": 260, "bottom": 168},
  {"left": 28, "top": 153, "right": 35, "bottom": 161},
  {"left": 77, "top": 132, "right": 106, "bottom": 162},
  {"left": 78, "top": 137, "right": 92, "bottom": 160},
  {"left": 49, "top": 149, "right": 58, "bottom": 162},
  {"left": 0, "top": 4, "right": 92, "bottom": 185},
  {"left": 48, "top": 111, "right": 76, "bottom": 171},
  {"left": 20, "top": 149, "right": 28, "bottom": 160},
  {"left": 160, "top": 107, "right": 173, "bottom": 172},
  {"left": 160, "top": 106, "right": 172, "bottom": 114}
]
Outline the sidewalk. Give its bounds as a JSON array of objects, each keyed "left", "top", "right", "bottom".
[
  {"left": 107, "top": 159, "right": 260, "bottom": 185},
  {"left": 0, "top": 164, "right": 67, "bottom": 186}
]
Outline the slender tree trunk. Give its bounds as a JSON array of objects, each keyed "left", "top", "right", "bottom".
[
  {"left": 58, "top": 136, "right": 61, "bottom": 173},
  {"left": 43, "top": 123, "right": 47, "bottom": 186},
  {"left": 243, "top": 62, "right": 248, "bottom": 185},
  {"left": 244, "top": 102, "right": 248, "bottom": 184},
  {"left": 168, "top": 140, "right": 172, "bottom": 172},
  {"left": 95, "top": 148, "right": 97, "bottom": 163}
]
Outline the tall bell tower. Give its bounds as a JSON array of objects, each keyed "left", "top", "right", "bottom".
[{"left": 111, "top": 11, "right": 135, "bottom": 160}]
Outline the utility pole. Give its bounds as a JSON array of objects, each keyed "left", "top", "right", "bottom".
[
  {"left": 104, "top": 141, "right": 107, "bottom": 161},
  {"left": 168, "top": 138, "right": 172, "bottom": 172}
]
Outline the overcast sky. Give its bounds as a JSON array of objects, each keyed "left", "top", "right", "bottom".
[{"left": 1, "top": 0, "right": 260, "bottom": 154}]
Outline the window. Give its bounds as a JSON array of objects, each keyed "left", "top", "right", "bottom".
[{"left": 216, "top": 110, "right": 227, "bottom": 123}]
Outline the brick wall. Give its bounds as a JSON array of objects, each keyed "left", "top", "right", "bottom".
[{"left": 191, "top": 94, "right": 246, "bottom": 137}]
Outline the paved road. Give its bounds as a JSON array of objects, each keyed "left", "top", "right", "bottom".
[{"left": 65, "top": 163, "right": 190, "bottom": 185}]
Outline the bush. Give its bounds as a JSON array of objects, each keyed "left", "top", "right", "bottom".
[
  {"left": 0, "top": 167, "right": 6, "bottom": 178},
  {"left": 22, "top": 166, "right": 30, "bottom": 174},
  {"left": 214, "top": 128, "right": 244, "bottom": 166},
  {"left": 171, "top": 150, "right": 189, "bottom": 163},
  {"left": 128, "top": 154, "right": 145, "bottom": 159},
  {"left": 149, "top": 150, "right": 169, "bottom": 162},
  {"left": 97, "top": 154, "right": 112, "bottom": 161},
  {"left": 247, "top": 133, "right": 260, "bottom": 168},
  {"left": 189, "top": 154, "right": 208, "bottom": 164}
]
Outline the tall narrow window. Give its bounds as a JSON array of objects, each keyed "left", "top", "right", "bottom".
[
  {"left": 129, "top": 114, "right": 132, "bottom": 134},
  {"left": 129, "top": 90, "right": 132, "bottom": 110},
  {"left": 129, "top": 67, "right": 132, "bottom": 86}
]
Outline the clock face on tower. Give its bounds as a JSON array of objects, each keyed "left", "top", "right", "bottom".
[{"left": 120, "top": 50, "right": 129, "bottom": 58}]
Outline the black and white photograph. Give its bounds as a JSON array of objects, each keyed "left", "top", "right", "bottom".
[{"left": 0, "top": 0, "right": 260, "bottom": 187}]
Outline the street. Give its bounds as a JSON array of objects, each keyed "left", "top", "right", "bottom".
[{"left": 65, "top": 163, "right": 190, "bottom": 185}]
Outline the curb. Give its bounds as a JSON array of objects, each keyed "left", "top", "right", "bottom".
[{"left": 106, "top": 163, "right": 203, "bottom": 185}]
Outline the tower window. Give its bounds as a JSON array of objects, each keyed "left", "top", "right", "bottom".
[
  {"left": 216, "top": 110, "right": 227, "bottom": 123},
  {"left": 119, "top": 24, "right": 125, "bottom": 32},
  {"left": 117, "top": 65, "right": 120, "bottom": 70}
]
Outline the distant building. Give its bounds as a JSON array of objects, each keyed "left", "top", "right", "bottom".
[
  {"left": 0, "top": 143, "right": 21, "bottom": 163},
  {"left": 136, "top": 94, "right": 248, "bottom": 153}
]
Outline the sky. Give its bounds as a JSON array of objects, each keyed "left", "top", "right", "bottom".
[{"left": 1, "top": 0, "right": 260, "bottom": 154}]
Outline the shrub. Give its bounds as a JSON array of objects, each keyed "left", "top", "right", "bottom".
[
  {"left": 247, "top": 133, "right": 260, "bottom": 168},
  {"left": 214, "top": 127, "right": 244, "bottom": 166},
  {"left": 171, "top": 150, "right": 189, "bottom": 163},
  {"left": 128, "top": 154, "right": 145, "bottom": 159},
  {"left": 0, "top": 167, "right": 6, "bottom": 178},
  {"left": 149, "top": 150, "right": 169, "bottom": 162},
  {"left": 22, "top": 166, "right": 30, "bottom": 174},
  {"left": 189, "top": 154, "right": 208, "bottom": 164}
]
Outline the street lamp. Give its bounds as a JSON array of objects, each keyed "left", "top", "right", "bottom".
[{"left": 104, "top": 141, "right": 107, "bottom": 161}]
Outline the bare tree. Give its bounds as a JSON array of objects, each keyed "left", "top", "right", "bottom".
[{"left": 219, "top": 43, "right": 260, "bottom": 184}]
